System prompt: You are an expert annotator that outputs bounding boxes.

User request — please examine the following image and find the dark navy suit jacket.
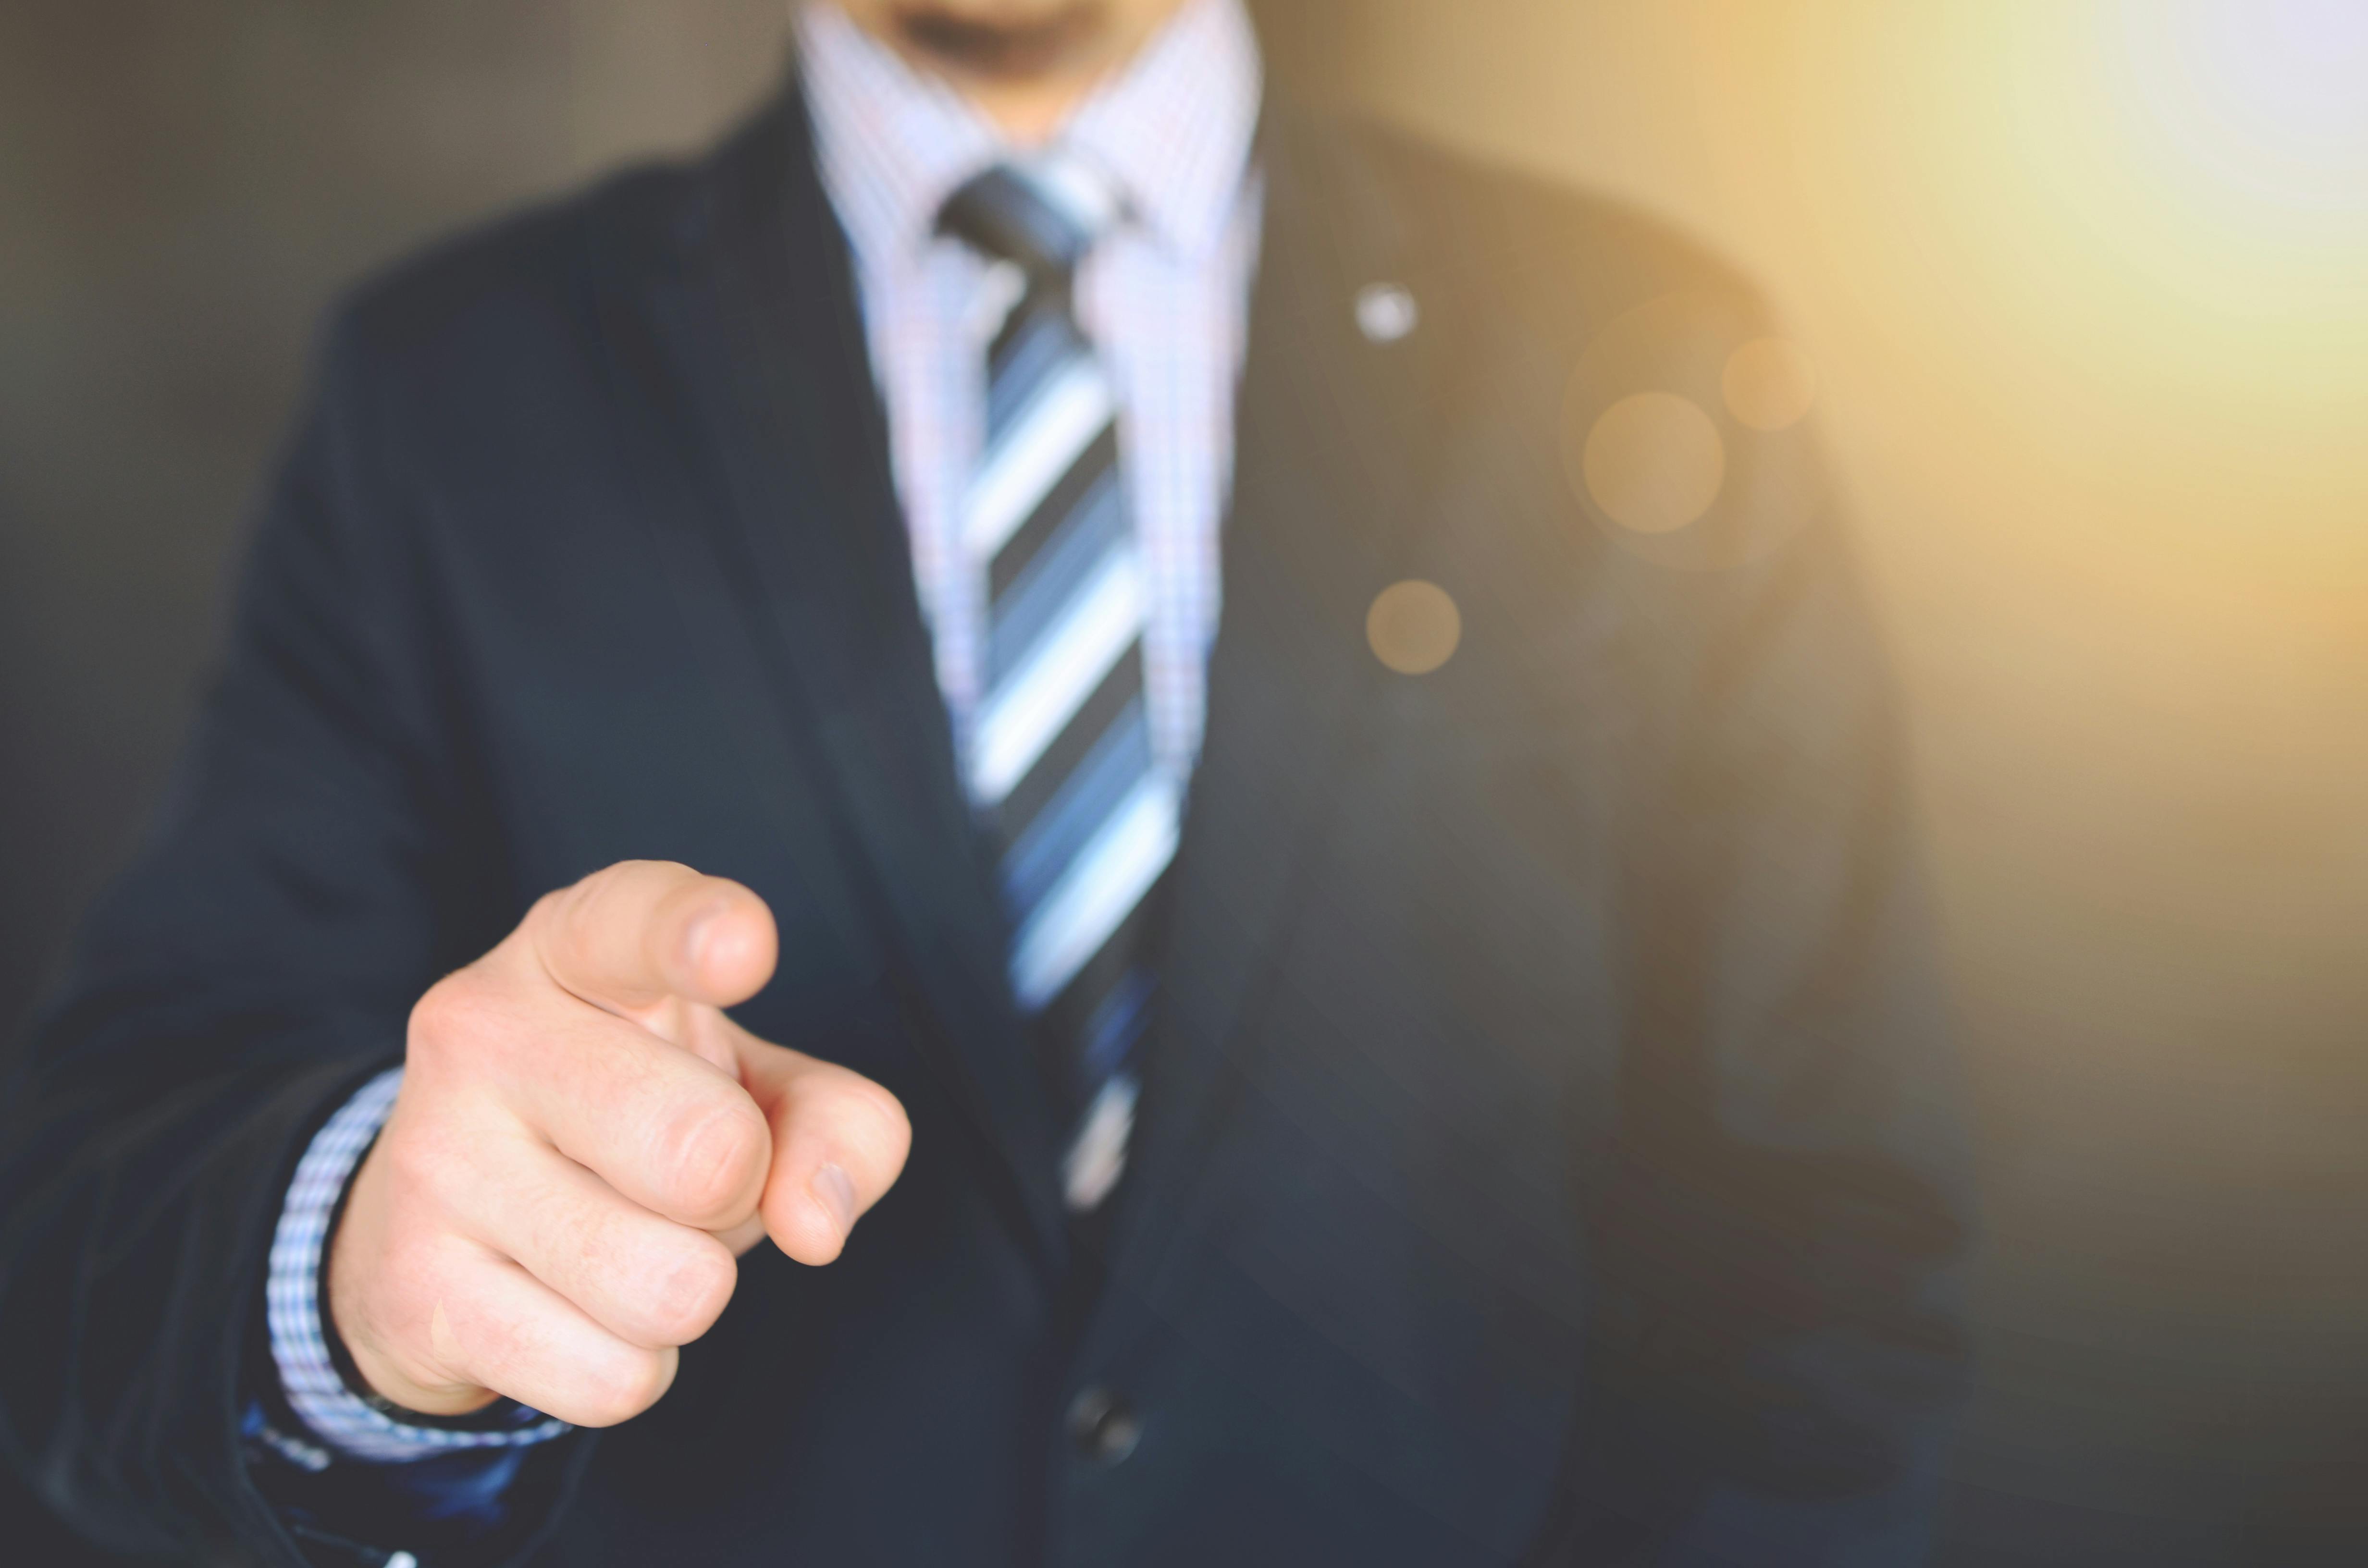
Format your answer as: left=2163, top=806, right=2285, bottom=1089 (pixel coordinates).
left=0, top=83, right=1973, bottom=1568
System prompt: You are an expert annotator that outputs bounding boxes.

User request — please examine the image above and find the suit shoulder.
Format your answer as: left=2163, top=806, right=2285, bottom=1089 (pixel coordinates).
left=1341, top=116, right=1768, bottom=334
left=319, top=152, right=704, bottom=386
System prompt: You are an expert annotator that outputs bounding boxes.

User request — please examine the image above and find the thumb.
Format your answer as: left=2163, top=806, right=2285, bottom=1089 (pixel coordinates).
left=733, top=1031, right=913, bottom=1266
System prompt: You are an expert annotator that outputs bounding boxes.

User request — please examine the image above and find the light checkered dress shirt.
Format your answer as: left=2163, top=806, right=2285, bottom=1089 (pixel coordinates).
left=260, top=0, right=1264, bottom=1468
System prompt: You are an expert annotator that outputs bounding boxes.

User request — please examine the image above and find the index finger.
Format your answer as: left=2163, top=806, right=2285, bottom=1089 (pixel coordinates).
left=530, top=860, right=777, bottom=1018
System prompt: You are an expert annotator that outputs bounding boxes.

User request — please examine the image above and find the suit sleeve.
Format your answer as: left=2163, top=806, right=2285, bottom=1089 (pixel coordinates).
left=0, top=315, right=590, bottom=1566
left=1567, top=505, right=1977, bottom=1567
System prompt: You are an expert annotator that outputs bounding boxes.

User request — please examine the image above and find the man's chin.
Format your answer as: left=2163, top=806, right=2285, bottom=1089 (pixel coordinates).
left=893, top=2, right=1114, bottom=83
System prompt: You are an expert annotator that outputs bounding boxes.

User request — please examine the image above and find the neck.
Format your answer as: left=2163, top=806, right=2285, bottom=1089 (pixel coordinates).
left=948, top=68, right=1110, bottom=147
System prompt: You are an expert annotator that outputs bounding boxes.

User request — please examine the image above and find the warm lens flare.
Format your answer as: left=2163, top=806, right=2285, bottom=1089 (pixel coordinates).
left=1722, top=339, right=1820, bottom=433
left=1653, top=0, right=2368, bottom=576
left=1582, top=392, right=1727, bottom=536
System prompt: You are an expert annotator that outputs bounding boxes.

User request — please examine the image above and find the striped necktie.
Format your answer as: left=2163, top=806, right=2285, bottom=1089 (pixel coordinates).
left=940, top=161, right=1175, bottom=1214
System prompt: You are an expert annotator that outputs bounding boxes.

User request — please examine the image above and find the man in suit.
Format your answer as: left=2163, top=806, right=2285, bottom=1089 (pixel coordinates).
left=0, top=1, right=1973, bottom=1564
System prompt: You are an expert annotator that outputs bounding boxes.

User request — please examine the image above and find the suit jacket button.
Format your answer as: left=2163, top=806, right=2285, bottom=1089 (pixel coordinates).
left=1067, top=1385, right=1141, bottom=1466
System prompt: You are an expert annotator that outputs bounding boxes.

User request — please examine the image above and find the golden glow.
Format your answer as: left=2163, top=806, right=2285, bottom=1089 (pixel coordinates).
left=1337, top=2, right=2368, bottom=571
left=2114, top=0, right=2368, bottom=218
left=1332, top=4, right=2368, bottom=1503
left=1648, top=0, right=2368, bottom=583
left=1582, top=392, right=1727, bottom=535
left=1365, top=580, right=1462, bottom=675
left=1722, top=338, right=1820, bottom=432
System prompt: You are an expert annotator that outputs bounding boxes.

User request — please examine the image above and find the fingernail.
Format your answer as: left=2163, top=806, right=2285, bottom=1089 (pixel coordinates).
left=810, top=1162, right=857, bottom=1239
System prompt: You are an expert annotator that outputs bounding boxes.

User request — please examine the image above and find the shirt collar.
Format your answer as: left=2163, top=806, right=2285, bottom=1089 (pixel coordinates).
left=794, top=0, right=1263, bottom=271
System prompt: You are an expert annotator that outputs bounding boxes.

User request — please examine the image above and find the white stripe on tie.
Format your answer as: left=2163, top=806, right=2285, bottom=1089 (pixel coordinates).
left=969, top=546, right=1144, bottom=805
left=963, top=358, right=1115, bottom=560
left=1021, top=157, right=1123, bottom=241
left=1060, top=1074, right=1139, bottom=1212
left=1007, top=773, right=1180, bottom=1010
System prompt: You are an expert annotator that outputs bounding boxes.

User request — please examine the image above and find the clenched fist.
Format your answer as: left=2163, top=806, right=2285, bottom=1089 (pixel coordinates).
left=329, top=861, right=911, bottom=1426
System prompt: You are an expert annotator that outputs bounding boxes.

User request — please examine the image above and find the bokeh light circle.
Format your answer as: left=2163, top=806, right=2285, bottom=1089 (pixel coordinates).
left=1366, top=580, right=1462, bottom=675
left=1559, top=289, right=1830, bottom=572
left=1582, top=392, right=1727, bottom=535
left=1722, top=337, right=1821, bottom=432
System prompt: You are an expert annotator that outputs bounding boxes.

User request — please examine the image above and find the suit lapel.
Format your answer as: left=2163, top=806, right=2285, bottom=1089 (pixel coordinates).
left=1111, top=102, right=1452, bottom=1273
left=633, top=95, right=1070, bottom=1268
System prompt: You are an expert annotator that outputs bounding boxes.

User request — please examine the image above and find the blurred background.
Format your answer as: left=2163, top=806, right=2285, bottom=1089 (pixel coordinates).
left=2, top=2, right=2361, bottom=1563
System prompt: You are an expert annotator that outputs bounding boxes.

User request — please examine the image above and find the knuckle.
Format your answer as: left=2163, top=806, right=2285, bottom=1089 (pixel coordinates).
left=540, top=1202, right=730, bottom=1347
left=525, top=886, right=572, bottom=932
left=638, top=1240, right=737, bottom=1346
left=573, top=1347, right=675, bottom=1428
left=546, top=892, right=606, bottom=981
left=407, top=976, right=472, bottom=1054
left=651, top=1095, right=769, bottom=1221
left=527, top=1187, right=618, bottom=1288
left=407, top=970, right=504, bottom=1066
left=556, top=862, right=664, bottom=938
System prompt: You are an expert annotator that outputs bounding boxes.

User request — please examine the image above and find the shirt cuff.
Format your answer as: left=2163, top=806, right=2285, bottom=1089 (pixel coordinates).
left=265, top=1065, right=573, bottom=1463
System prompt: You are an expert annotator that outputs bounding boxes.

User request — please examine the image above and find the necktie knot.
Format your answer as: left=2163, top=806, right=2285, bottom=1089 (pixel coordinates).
left=939, top=159, right=1117, bottom=279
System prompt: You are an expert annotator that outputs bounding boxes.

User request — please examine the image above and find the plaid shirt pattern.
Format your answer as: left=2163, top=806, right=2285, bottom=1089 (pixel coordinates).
left=264, top=1066, right=570, bottom=1461
left=262, top=0, right=1262, bottom=1467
